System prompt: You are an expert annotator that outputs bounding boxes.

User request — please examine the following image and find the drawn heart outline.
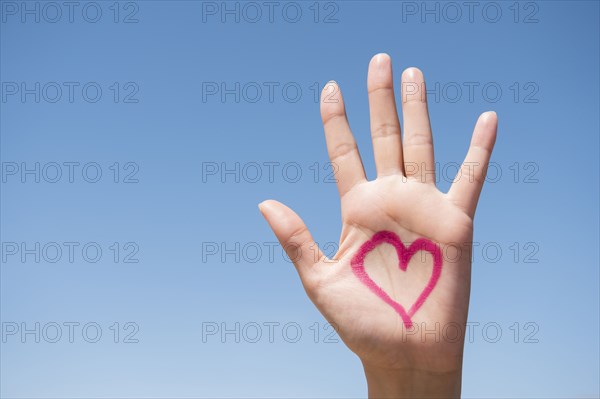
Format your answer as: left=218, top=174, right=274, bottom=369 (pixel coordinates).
left=350, top=231, right=443, bottom=328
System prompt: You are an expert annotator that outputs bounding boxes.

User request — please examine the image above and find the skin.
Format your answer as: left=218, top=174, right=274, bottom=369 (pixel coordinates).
left=259, top=54, right=498, bottom=398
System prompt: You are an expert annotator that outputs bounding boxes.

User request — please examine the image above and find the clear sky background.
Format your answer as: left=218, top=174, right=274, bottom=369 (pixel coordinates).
left=1, top=1, right=599, bottom=398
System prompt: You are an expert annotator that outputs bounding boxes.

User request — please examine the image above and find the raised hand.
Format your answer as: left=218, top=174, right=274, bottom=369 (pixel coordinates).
left=259, top=53, right=498, bottom=398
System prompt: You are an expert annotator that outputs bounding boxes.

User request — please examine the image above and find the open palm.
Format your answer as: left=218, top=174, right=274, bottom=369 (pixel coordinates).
left=260, top=54, right=497, bottom=388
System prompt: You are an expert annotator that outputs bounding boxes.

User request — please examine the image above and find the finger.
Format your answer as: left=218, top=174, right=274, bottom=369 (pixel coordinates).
left=448, top=112, right=498, bottom=217
left=258, top=200, right=327, bottom=274
left=367, top=53, right=404, bottom=176
left=401, top=67, right=435, bottom=184
left=320, top=81, right=367, bottom=197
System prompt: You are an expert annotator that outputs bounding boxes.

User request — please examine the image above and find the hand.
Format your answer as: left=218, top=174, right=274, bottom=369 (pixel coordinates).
left=259, top=54, right=498, bottom=398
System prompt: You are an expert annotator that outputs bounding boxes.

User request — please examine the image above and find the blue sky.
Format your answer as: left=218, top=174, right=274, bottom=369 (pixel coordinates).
left=1, top=1, right=599, bottom=397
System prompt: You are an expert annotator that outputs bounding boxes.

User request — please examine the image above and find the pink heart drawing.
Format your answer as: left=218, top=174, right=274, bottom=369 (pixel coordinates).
left=350, top=231, right=442, bottom=328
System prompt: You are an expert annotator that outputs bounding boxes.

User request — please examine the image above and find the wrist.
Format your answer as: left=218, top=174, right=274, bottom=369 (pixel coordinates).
left=362, top=362, right=462, bottom=399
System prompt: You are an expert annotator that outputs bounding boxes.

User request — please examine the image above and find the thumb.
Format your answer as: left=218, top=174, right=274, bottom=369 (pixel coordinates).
left=258, top=200, right=327, bottom=272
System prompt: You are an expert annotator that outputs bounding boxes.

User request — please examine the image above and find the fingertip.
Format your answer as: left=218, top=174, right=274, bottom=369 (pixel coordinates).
left=321, top=80, right=339, bottom=95
left=472, top=111, right=498, bottom=148
left=480, top=111, right=498, bottom=125
left=320, top=81, right=344, bottom=122
left=402, top=67, right=424, bottom=82
left=368, top=53, right=393, bottom=88
left=477, top=112, right=499, bottom=137
left=369, top=53, right=391, bottom=68
left=258, top=200, right=269, bottom=214
left=258, top=199, right=282, bottom=215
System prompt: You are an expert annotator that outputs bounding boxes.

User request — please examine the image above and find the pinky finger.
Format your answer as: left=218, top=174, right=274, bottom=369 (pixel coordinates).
left=448, top=112, right=498, bottom=218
